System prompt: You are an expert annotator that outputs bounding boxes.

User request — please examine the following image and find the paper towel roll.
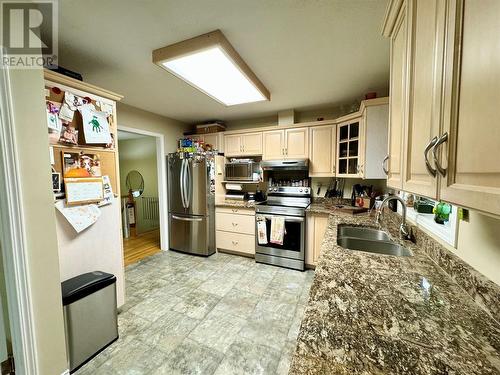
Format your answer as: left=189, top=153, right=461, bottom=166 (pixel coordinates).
left=225, top=183, right=243, bottom=191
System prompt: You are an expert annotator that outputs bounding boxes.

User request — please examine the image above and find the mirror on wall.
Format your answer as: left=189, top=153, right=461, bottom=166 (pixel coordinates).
left=126, top=170, right=144, bottom=197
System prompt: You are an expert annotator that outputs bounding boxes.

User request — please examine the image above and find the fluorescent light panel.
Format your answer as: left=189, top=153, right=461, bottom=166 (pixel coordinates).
left=163, top=47, right=266, bottom=106
left=153, top=30, right=270, bottom=106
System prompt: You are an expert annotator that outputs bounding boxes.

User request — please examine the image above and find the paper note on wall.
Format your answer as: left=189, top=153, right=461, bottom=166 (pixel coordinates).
left=98, top=175, right=114, bottom=207
left=80, top=105, right=112, bottom=144
left=65, top=177, right=104, bottom=205
left=55, top=200, right=101, bottom=233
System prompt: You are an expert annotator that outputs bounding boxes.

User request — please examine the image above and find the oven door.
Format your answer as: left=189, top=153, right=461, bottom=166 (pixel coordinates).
left=255, top=213, right=305, bottom=261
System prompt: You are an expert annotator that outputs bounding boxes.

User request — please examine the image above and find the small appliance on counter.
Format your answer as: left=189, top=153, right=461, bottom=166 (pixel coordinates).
left=255, top=190, right=265, bottom=202
left=244, top=192, right=256, bottom=202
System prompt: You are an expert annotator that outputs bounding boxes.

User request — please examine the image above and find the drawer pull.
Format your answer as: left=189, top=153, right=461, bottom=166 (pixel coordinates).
left=232, top=222, right=238, bottom=226
left=232, top=209, right=238, bottom=213
left=232, top=240, right=239, bottom=245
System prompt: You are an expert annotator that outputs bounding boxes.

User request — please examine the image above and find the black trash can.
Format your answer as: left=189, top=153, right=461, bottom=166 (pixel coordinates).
left=62, top=271, right=118, bottom=373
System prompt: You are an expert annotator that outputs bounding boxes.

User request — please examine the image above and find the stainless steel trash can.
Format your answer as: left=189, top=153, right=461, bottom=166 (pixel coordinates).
left=62, top=271, right=118, bottom=373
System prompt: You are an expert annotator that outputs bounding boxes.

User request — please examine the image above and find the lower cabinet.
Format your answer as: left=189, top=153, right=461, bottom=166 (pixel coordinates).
left=215, top=207, right=255, bottom=256
left=305, top=214, right=329, bottom=267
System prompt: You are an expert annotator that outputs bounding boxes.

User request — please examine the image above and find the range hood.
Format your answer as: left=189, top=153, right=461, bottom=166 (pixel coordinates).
left=260, top=159, right=309, bottom=171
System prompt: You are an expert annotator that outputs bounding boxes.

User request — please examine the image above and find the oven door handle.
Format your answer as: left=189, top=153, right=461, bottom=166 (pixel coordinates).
left=256, top=214, right=304, bottom=223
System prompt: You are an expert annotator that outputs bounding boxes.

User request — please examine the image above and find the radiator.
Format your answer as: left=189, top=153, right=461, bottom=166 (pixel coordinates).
left=140, top=196, right=159, bottom=223
left=121, top=196, right=160, bottom=235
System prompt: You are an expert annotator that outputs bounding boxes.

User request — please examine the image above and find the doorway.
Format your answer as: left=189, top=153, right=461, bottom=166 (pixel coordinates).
left=117, top=128, right=167, bottom=266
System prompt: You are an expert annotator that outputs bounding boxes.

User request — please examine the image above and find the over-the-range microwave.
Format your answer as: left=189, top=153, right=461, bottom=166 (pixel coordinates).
left=225, top=159, right=260, bottom=181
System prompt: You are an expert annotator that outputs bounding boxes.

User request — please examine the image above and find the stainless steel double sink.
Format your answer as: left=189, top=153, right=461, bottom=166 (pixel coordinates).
left=337, top=225, right=412, bottom=257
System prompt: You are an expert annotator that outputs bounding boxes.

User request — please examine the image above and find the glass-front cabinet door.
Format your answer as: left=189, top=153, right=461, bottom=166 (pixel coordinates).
left=336, top=117, right=364, bottom=177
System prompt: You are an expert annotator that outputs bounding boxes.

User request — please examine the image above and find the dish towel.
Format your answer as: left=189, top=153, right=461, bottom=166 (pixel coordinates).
left=270, top=216, right=285, bottom=245
left=257, top=218, right=268, bottom=245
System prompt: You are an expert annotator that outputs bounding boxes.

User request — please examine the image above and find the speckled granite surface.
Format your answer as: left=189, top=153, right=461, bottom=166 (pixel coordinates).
left=289, top=211, right=500, bottom=375
left=306, top=199, right=368, bottom=216
left=215, top=200, right=256, bottom=209
left=381, top=209, right=500, bottom=320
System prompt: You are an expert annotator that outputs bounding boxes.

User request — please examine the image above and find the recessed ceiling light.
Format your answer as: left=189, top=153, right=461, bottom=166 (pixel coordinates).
left=153, top=30, right=270, bottom=106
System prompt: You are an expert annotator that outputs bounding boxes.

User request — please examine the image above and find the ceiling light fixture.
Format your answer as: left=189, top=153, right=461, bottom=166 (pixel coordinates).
left=152, top=30, right=270, bottom=106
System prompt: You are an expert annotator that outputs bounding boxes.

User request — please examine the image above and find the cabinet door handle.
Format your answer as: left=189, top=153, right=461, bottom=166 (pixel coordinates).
left=231, top=209, right=238, bottom=213
left=382, top=155, right=389, bottom=175
left=424, top=137, right=438, bottom=177
left=432, top=132, right=448, bottom=177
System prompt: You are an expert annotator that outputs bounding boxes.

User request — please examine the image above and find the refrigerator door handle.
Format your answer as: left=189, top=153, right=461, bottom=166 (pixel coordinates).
left=171, top=214, right=203, bottom=222
left=185, top=160, right=192, bottom=209
left=180, top=159, right=186, bottom=208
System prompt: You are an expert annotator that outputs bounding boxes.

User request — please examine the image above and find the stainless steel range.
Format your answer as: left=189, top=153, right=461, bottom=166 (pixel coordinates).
left=255, top=160, right=311, bottom=271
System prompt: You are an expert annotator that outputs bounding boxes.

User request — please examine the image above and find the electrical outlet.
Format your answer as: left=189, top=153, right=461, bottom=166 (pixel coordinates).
left=458, top=208, right=469, bottom=222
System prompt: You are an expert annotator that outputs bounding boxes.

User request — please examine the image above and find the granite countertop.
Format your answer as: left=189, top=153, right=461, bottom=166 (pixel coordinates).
left=306, top=202, right=335, bottom=215
left=289, top=212, right=500, bottom=375
left=215, top=200, right=256, bottom=209
left=306, top=199, right=368, bottom=216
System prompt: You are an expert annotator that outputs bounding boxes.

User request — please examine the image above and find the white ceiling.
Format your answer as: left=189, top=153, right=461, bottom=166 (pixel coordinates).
left=58, top=0, right=389, bottom=124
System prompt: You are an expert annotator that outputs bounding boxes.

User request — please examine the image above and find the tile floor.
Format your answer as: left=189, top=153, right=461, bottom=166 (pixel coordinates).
left=76, top=250, right=314, bottom=375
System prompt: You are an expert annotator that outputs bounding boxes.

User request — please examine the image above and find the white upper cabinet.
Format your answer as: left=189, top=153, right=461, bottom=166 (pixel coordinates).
left=439, top=0, right=500, bottom=216
left=309, top=125, right=336, bottom=177
left=241, top=132, right=263, bottom=155
left=385, top=0, right=409, bottom=189
left=262, top=128, right=308, bottom=160
left=336, top=118, right=363, bottom=177
left=402, top=0, right=446, bottom=198
left=262, top=130, right=284, bottom=160
left=284, top=127, right=309, bottom=159
left=383, top=0, right=500, bottom=216
left=224, top=134, right=242, bottom=157
left=336, top=100, right=388, bottom=179
left=224, top=132, right=262, bottom=157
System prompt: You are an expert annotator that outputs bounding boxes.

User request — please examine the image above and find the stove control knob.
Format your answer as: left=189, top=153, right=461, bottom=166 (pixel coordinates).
left=299, top=188, right=303, bottom=193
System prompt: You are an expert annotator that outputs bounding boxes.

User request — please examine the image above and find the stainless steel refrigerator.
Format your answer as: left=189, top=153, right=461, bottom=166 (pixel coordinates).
left=167, top=153, right=216, bottom=256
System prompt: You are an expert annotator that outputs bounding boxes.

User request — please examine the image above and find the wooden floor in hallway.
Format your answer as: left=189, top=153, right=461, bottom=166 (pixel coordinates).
left=123, top=229, right=161, bottom=266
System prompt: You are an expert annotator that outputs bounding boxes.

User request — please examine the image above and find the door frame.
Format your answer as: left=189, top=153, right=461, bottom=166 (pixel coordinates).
left=117, top=125, right=168, bottom=251
left=0, top=50, right=38, bottom=374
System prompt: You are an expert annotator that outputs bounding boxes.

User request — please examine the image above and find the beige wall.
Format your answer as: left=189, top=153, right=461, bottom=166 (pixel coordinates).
left=9, top=69, right=67, bottom=374
left=117, top=102, right=188, bottom=153
left=118, top=137, right=159, bottom=233
left=223, top=92, right=389, bottom=131
left=455, top=212, right=500, bottom=286
left=118, top=137, right=158, bottom=198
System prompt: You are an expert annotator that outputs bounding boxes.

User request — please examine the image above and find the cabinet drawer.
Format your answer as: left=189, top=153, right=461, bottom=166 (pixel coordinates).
left=216, top=231, right=255, bottom=255
left=216, top=213, right=255, bottom=235
left=215, top=207, right=255, bottom=216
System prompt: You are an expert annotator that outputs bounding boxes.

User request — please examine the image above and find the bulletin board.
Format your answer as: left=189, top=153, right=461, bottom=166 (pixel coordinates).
left=44, top=69, right=123, bottom=198
left=52, top=146, right=118, bottom=194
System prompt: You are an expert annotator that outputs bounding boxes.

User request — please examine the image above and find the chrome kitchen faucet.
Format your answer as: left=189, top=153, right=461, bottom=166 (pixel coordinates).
left=375, top=196, right=412, bottom=241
